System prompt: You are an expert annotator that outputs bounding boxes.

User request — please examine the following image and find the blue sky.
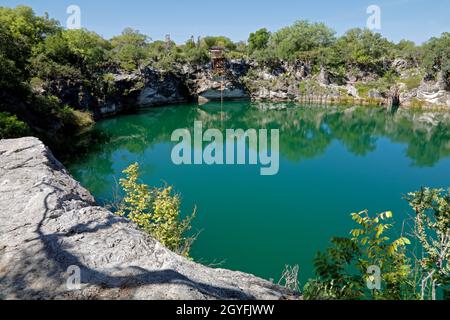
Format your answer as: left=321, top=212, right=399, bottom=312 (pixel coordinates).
left=2, top=0, right=449, bottom=44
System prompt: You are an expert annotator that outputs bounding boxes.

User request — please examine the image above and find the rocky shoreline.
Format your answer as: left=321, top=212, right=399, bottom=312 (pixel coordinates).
left=40, top=59, right=450, bottom=121
left=0, top=137, right=296, bottom=300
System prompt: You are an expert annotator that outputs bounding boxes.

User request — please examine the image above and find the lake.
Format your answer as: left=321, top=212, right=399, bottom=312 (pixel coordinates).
left=66, top=102, right=450, bottom=284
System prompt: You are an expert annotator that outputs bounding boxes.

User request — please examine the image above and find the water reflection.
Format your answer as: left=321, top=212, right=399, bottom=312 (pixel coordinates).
left=68, top=102, right=450, bottom=172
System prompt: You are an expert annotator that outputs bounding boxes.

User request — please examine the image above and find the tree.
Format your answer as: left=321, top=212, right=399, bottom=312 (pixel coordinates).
left=0, top=6, right=59, bottom=72
left=201, top=36, right=236, bottom=51
left=111, top=28, right=150, bottom=71
left=0, top=6, right=60, bottom=95
left=63, top=29, right=112, bottom=72
left=395, top=40, right=422, bottom=67
left=267, top=20, right=336, bottom=62
left=248, top=28, right=270, bottom=54
left=335, top=28, right=395, bottom=75
left=421, top=33, right=450, bottom=83
left=31, top=28, right=111, bottom=79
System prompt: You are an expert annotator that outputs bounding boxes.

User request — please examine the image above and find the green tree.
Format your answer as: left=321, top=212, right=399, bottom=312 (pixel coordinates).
left=421, top=33, right=450, bottom=83
left=335, top=28, right=395, bottom=75
left=248, top=28, right=270, bottom=54
left=0, top=6, right=59, bottom=72
left=267, top=20, right=336, bottom=62
left=395, top=40, right=422, bottom=66
left=111, top=28, right=150, bottom=71
left=201, top=36, right=236, bottom=51
left=31, top=28, right=111, bottom=80
left=0, top=6, right=59, bottom=95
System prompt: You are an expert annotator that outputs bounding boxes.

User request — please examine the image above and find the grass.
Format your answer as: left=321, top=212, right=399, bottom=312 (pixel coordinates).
left=408, top=98, right=426, bottom=109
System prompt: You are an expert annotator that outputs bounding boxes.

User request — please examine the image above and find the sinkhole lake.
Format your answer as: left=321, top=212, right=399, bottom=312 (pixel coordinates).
left=66, top=102, right=450, bottom=283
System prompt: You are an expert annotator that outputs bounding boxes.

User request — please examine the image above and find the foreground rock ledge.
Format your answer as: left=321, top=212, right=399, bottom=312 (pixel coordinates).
left=0, top=137, right=294, bottom=300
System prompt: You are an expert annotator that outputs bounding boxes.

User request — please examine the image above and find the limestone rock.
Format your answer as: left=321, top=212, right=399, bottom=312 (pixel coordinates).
left=347, top=85, right=359, bottom=98
left=415, top=74, right=450, bottom=107
left=392, top=59, right=408, bottom=73
left=368, top=89, right=383, bottom=99
left=318, top=67, right=330, bottom=86
left=138, top=68, right=189, bottom=107
left=193, top=65, right=250, bottom=103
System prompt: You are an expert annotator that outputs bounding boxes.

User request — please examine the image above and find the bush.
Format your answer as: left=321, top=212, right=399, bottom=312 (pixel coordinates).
left=303, top=188, right=450, bottom=300
left=117, top=163, right=197, bottom=257
left=0, top=112, right=31, bottom=139
left=355, top=72, right=398, bottom=98
left=304, top=211, right=415, bottom=300
left=405, top=188, right=450, bottom=300
left=55, top=105, right=94, bottom=130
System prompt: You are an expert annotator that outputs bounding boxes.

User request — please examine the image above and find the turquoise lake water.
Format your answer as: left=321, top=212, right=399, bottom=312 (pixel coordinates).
left=66, top=102, right=450, bottom=283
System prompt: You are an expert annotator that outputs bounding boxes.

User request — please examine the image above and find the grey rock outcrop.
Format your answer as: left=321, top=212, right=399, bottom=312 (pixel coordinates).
left=40, top=59, right=450, bottom=116
left=138, top=68, right=190, bottom=108
left=192, top=63, right=250, bottom=103
left=318, top=67, right=330, bottom=86
left=401, top=72, right=450, bottom=108
left=0, top=137, right=295, bottom=300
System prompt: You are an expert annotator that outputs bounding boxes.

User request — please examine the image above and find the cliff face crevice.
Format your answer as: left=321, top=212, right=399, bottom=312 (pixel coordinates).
left=0, top=137, right=294, bottom=300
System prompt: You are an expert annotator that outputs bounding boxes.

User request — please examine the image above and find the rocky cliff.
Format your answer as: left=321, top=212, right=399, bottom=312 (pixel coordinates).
left=0, top=137, right=295, bottom=300
left=41, top=59, right=450, bottom=121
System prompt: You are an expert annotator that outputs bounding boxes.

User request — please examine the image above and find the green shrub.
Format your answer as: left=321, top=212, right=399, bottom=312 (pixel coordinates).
left=405, top=188, right=450, bottom=300
left=56, top=105, right=94, bottom=130
left=304, top=211, right=415, bottom=300
left=303, top=188, right=450, bottom=300
left=0, top=112, right=31, bottom=139
left=299, top=80, right=331, bottom=96
left=117, top=163, right=197, bottom=257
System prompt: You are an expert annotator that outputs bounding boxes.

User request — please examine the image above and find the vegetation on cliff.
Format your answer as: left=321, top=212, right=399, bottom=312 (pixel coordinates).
left=0, top=6, right=94, bottom=146
left=1, top=6, right=449, bottom=145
